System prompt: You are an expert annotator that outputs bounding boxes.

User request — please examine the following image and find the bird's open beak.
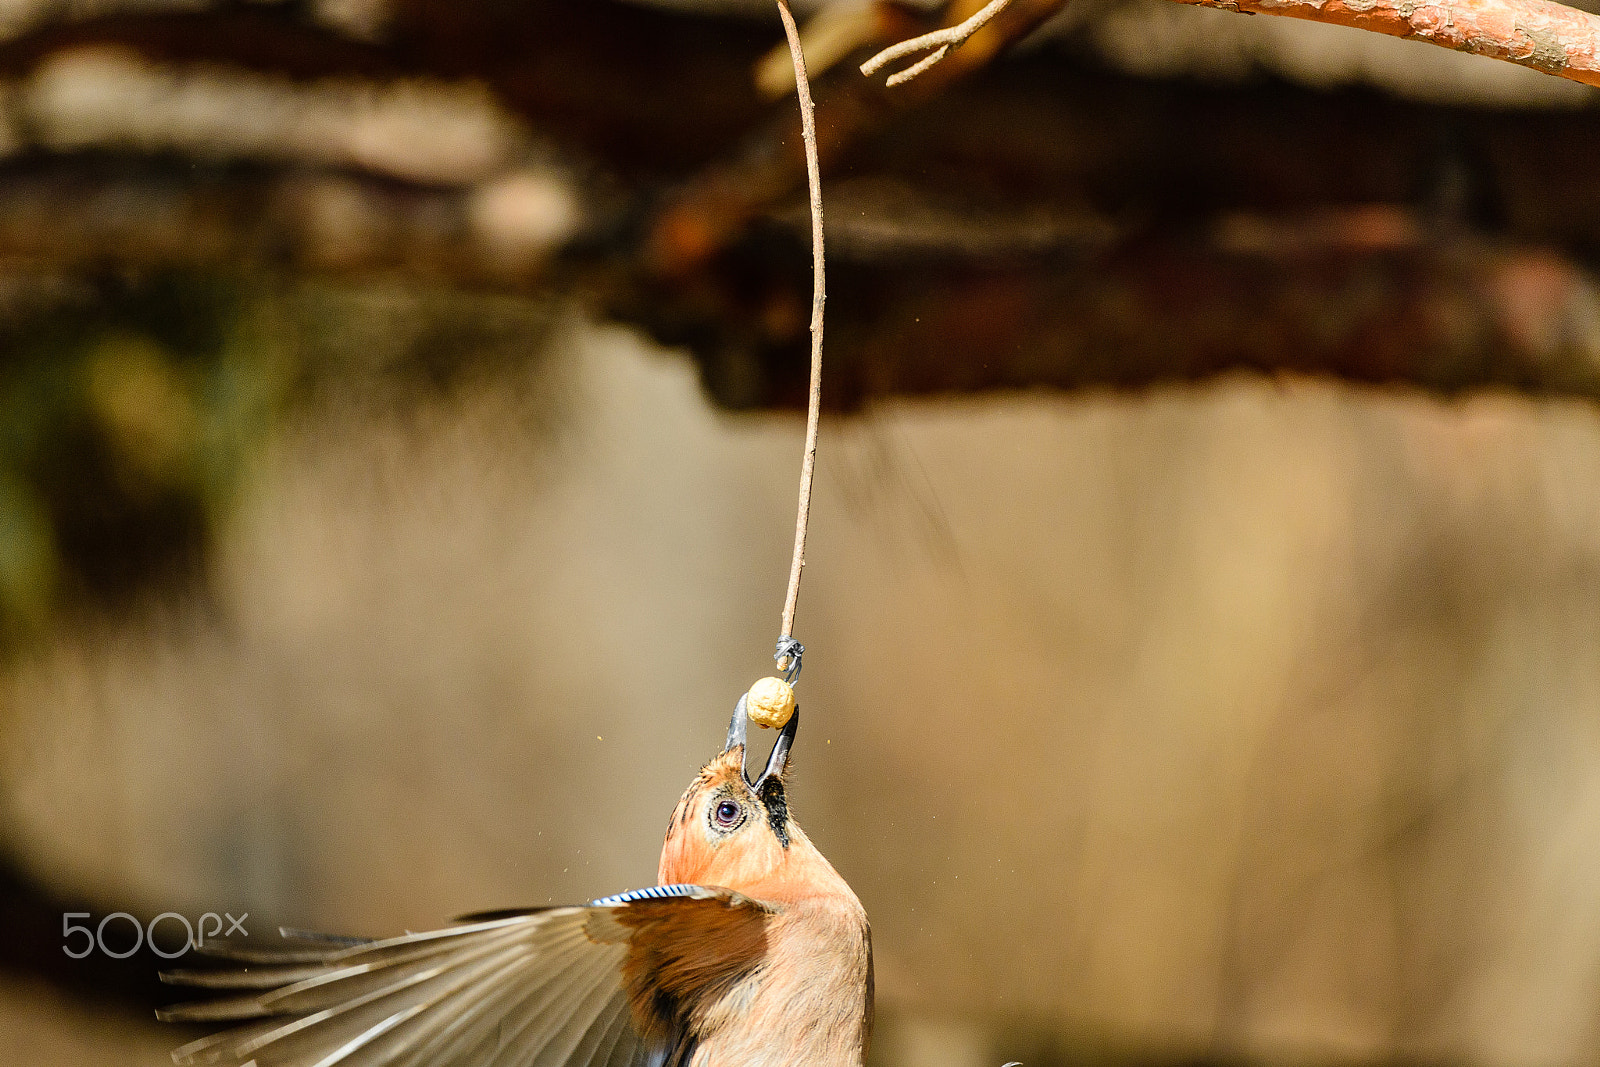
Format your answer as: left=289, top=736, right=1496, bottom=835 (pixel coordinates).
left=724, top=695, right=799, bottom=790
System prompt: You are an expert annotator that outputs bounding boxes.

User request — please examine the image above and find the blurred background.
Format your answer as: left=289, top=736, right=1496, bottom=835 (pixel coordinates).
left=0, top=1, right=1599, bottom=1065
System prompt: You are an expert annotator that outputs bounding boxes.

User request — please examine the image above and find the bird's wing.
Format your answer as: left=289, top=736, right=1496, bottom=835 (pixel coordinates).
left=158, top=885, right=771, bottom=1067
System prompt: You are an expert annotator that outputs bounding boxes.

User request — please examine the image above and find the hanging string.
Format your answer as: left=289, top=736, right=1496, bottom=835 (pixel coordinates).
left=773, top=0, right=825, bottom=684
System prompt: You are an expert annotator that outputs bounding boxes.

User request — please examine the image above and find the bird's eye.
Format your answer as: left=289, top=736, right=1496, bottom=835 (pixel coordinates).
left=712, top=799, right=743, bottom=830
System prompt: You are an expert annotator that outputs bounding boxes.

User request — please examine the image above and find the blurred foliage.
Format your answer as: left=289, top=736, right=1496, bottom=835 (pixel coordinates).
left=0, top=272, right=287, bottom=643
left=0, top=268, right=554, bottom=649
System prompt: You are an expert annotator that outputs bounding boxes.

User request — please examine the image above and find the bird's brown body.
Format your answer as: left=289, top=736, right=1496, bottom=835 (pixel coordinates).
left=652, top=746, right=873, bottom=1067
left=161, top=705, right=873, bottom=1067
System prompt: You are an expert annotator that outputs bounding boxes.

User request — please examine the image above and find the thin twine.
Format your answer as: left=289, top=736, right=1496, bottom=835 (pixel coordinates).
left=774, top=0, right=824, bottom=683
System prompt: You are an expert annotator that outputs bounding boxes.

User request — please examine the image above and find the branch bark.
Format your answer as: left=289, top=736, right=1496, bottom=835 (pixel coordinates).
left=1170, top=0, right=1600, bottom=89
left=862, top=0, right=1600, bottom=94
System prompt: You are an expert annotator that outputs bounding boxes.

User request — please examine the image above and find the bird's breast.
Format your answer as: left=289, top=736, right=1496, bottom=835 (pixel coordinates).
left=689, top=897, right=872, bottom=1067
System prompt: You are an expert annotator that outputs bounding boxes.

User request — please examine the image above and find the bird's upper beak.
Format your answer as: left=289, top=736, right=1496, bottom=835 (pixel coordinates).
left=724, top=694, right=799, bottom=790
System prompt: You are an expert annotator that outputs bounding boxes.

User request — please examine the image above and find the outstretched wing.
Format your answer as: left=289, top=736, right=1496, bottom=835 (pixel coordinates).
left=158, top=885, right=770, bottom=1067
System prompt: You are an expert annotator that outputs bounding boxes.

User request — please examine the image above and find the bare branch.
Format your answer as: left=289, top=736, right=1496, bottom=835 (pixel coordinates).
left=774, top=0, right=826, bottom=656
left=865, top=0, right=1600, bottom=93
left=1172, top=0, right=1600, bottom=89
left=860, top=0, right=1018, bottom=86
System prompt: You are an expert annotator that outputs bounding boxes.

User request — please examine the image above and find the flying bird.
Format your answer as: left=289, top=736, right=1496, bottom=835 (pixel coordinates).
left=158, top=699, right=873, bottom=1067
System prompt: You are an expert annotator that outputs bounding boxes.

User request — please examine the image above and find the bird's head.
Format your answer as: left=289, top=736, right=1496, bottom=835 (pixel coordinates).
left=659, top=699, right=851, bottom=904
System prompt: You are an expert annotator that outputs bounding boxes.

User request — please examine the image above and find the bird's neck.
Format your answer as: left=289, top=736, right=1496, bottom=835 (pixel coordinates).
left=738, top=824, right=860, bottom=909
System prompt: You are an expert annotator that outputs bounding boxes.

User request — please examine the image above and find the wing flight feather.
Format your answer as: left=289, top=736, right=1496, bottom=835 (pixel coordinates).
left=160, top=888, right=767, bottom=1067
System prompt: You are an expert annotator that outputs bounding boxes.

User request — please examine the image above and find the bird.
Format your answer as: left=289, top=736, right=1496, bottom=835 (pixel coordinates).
left=157, top=697, right=874, bottom=1067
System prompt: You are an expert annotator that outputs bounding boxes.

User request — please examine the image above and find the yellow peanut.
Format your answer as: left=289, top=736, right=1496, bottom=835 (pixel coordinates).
left=746, top=676, right=796, bottom=729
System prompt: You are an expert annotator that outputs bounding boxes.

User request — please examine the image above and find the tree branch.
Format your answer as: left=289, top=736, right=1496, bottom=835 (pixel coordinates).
left=865, top=0, right=1600, bottom=94
left=1171, top=0, right=1600, bottom=89
left=860, top=0, right=1019, bottom=87
left=2, top=3, right=1600, bottom=410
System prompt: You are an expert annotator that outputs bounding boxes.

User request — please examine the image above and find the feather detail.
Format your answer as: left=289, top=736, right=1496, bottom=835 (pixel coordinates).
left=611, top=891, right=770, bottom=1055
left=157, top=889, right=771, bottom=1067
